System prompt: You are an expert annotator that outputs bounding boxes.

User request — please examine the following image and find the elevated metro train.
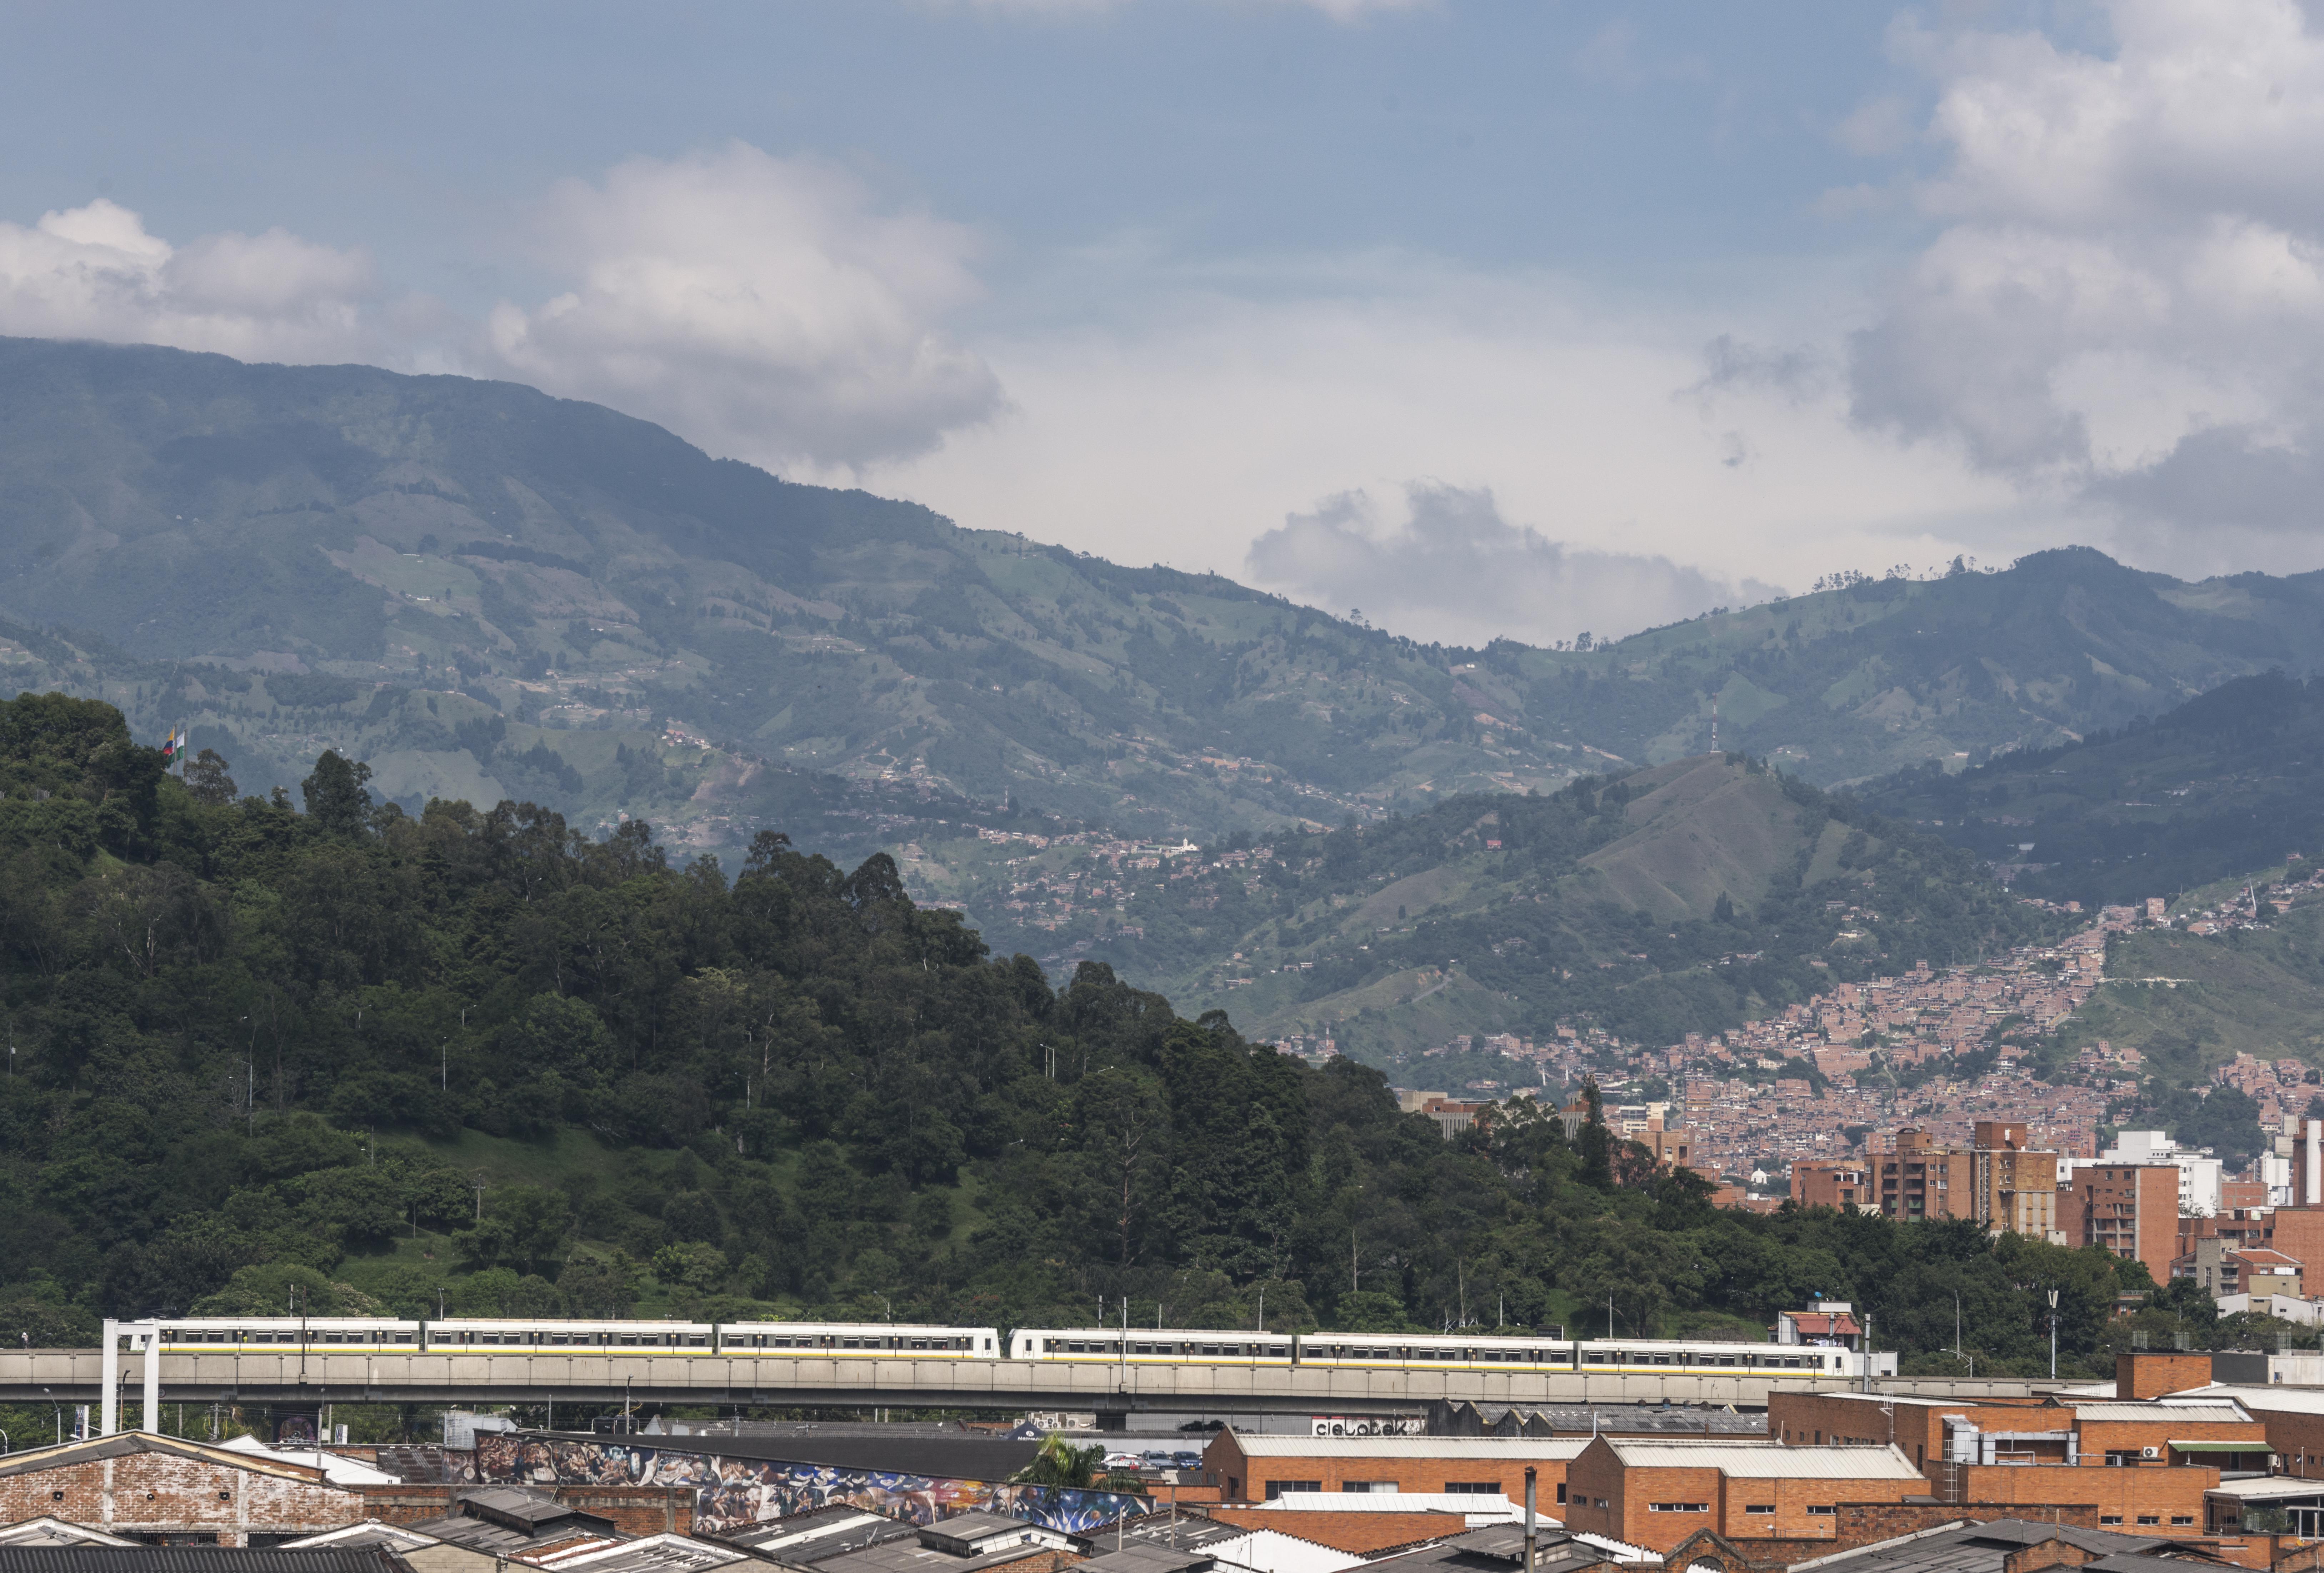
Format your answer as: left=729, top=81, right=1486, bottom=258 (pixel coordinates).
left=143, top=1319, right=1886, bottom=1375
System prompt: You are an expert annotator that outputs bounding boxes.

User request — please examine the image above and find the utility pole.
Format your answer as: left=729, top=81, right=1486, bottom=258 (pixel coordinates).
left=2048, top=1289, right=2060, bottom=1379
left=1523, top=1467, right=1538, bottom=1573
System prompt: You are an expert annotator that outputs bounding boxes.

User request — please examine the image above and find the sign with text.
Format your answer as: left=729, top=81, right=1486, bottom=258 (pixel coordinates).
left=1311, top=1415, right=1425, bottom=1437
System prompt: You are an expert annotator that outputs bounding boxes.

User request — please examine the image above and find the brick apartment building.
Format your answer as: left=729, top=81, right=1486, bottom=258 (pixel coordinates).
left=1200, top=1433, right=1586, bottom=1506
left=1790, top=1163, right=1871, bottom=1212
left=1874, top=1123, right=2060, bottom=1237
left=2069, top=1162, right=2184, bottom=1284
left=1558, top=1437, right=1925, bottom=1554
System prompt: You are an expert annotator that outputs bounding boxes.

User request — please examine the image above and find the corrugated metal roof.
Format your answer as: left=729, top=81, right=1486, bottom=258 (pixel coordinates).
left=2202, top=1383, right=2324, bottom=1416
left=0, top=1552, right=410, bottom=1573
left=531, top=1533, right=752, bottom=1573
left=1602, top=1441, right=1922, bottom=1478
left=0, top=1434, right=325, bottom=1485
left=1785, top=1519, right=2180, bottom=1573
left=2065, top=1403, right=2250, bottom=1423
left=1227, top=1437, right=1589, bottom=1459
left=0, top=1524, right=136, bottom=1551
left=1201, top=1528, right=1368, bottom=1573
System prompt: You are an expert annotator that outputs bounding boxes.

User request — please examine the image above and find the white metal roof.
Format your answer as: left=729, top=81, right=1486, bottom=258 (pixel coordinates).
left=1603, top=1441, right=1923, bottom=1479
left=1204, top=1528, right=1370, bottom=1573
left=2197, top=1383, right=2324, bottom=1416
left=2205, top=1476, right=2324, bottom=1501
left=216, top=1435, right=404, bottom=1485
left=2063, top=1402, right=2251, bottom=1423
left=1226, top=1436, right=1591, bottom=1458
left=1574, top=1533, right=1661, bottom=1564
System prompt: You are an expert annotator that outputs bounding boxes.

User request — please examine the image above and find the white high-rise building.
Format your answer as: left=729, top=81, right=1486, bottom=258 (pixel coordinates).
left=2064, top=1130, right=2223, bottom=1217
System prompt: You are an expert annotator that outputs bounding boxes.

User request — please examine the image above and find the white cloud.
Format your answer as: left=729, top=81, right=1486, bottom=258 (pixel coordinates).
left=859, top=259, right=2029, bottom=644
left=1848, top=0, right=2324, bottom=568
left=0, top=198, right=383, bottom=363
left=1247, top=483, right=1781, bottom=648
left=486, top=142, right=1003, bottom=470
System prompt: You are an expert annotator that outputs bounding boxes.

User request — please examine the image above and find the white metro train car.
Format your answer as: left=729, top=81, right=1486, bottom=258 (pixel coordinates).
left=721, top=1322, right=1000, bottom=1357
left=427, top=1319, right=715, bottom=1350
left=152, top=1318, right=423, bottom=1352
left=146, top=1318, right=1003, bottom=1357
left=1297, top=1332, right=1880, bottom=1377
left=1575, top=1339, right=1868, bottom=1375
left=1009, top=1328, right=1296, bottom=1363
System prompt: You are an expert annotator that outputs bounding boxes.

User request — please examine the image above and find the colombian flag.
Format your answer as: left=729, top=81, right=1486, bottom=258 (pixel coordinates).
left=159, top=725, right=184, bottom=760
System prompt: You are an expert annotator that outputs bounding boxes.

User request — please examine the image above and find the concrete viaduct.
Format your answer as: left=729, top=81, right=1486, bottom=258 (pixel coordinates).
left=0, top=1327, right=2043, bottom=1434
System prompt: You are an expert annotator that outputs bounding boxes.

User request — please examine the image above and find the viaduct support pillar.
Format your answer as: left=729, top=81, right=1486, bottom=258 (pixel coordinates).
left=99, top=1320, right=118, bottom=1437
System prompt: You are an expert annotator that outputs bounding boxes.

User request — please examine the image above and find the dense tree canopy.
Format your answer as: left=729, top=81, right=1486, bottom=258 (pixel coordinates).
left=0, top=693, right=2186, bottom=1380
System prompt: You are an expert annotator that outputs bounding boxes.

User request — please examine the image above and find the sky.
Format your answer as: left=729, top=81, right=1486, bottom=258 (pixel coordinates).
left=3, top=0, right=2319, bottom=646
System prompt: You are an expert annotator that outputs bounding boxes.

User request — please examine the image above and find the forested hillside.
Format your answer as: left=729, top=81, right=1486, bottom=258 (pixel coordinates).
left=912, top=754, right=2063, bottom=1067
left=1863, top=671, right=2324, bottom=908
left=0, top=693, right=2176, bottom=1386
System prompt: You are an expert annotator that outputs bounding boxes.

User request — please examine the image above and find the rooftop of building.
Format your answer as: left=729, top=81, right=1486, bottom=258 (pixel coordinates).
left=1785, top=1519, right=2230, bottom=1573
left=1364, top=1522, right=1656, bottom=1571
left=528, top=1532, right=755, bottom=1573
left=0, top=1433, right=332, bottom=1486
left=2057, top=1402, right=2253, bottom=1424
left=0, top=1552, right=415, bottom=1573
left=0, top=1524, right=134, bottom=1552
left=1223, top=1435, right=1589, bottom=1459
left=710, top=1507, right=919, bottom=1560
left=1593, top=1439, right=1924, bottom=1478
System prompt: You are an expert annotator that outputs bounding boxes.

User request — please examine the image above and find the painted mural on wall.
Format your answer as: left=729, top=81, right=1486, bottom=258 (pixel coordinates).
left=474, top=1433, right=1150, bottom=1536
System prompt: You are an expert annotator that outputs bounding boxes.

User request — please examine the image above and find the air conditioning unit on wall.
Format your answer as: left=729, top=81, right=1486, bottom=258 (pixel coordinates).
left=2140, top=1446, right=2161, bottom=1459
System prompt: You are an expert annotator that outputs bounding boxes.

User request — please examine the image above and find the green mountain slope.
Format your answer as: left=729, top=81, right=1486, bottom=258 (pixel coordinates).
left=1486, top=551, right=2324, bottom=784
left=0, top=337, right=1575, bottom=848
left=7, top=339, right=2324, bottom=877
left=2035, top=884, right=2324, bottom=1088
left=911, top=755, right=2060, bottom=1070
left=1860, top=672, right=2324, bottom=908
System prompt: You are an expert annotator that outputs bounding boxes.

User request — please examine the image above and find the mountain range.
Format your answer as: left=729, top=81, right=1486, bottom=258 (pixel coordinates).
left=8, top=336, right=2324, bottom=1081
left=8, top=337, right=2324, bottom=867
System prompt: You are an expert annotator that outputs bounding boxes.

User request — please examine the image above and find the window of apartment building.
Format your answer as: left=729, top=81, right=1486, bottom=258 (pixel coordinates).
left=2100, top=1517, right=2124, bottom=1526
left=1444, top=1482, right=1502, bottom=1494
left=1593, top=1499, right=1610, bottom=1510
left=2172, top=1517, right=2194, bottom=1527
left=1648, top=1504, right=1709, bottom=1514
left=1807, top=1507, right=1836, bottom=1517
left=1264, top=1481, right=1322, bottom=1499
left=1556, top=1484, right=1567, bottom=1504
left=1341, top=1482, right=1396, bottom=1494
left=1744, top=1505, right=1775, bottom=1515
left=2136, top=1517, right=2160, bottom=1527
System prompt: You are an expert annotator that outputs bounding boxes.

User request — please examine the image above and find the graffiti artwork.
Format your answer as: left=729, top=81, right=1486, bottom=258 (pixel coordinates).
left=474, top=1433, right=1150, bottom=1537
